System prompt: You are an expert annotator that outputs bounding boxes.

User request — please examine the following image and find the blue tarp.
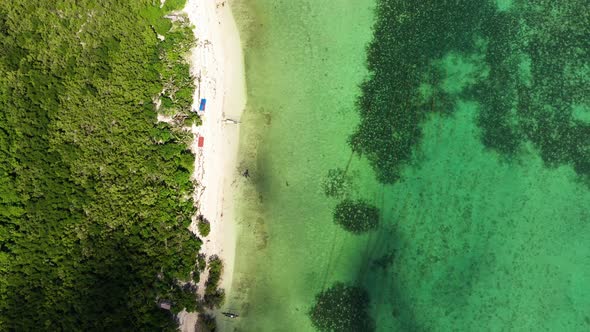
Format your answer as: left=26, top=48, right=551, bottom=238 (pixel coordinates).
left=199, top=98, right=207, bottom=111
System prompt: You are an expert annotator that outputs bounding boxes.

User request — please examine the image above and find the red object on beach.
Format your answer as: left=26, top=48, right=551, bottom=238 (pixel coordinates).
left=198, top=136, right=204, bottom=148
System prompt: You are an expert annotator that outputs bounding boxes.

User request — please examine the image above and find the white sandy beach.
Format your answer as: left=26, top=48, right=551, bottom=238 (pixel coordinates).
left=178, top=0, right=246, bottom=330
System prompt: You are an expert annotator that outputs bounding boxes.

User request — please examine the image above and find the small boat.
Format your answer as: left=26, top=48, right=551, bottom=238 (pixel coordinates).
left=222, top=312, right=239, bottom=319
left=223, top=118, right=239, bottom=124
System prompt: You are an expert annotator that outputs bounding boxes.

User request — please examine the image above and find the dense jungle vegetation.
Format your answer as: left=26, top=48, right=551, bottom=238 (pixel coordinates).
left=0, top=0, right=208, bottom=330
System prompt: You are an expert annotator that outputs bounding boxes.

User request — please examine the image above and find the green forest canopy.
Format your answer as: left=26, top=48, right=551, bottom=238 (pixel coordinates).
left=0, top=0, right=206, bottom=330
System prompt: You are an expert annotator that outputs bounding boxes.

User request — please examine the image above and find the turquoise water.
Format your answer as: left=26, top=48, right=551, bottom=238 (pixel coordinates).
left=225, top=0, right=590, bottom=331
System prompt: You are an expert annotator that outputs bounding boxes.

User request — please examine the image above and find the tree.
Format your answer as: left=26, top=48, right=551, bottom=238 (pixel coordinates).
left=197, top=215, right=211, bottom=237
left=333, top=199, right=380, bottom=234
left=196, top=313, right=217, bottom=332
left=309, top=283, right=374, bottom=332
left=203, top=255, right=225, bottom=309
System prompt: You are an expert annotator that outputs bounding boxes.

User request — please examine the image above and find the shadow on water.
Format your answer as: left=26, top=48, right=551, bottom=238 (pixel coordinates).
left=347, top=176, right=501, bottom=331
left=359, top=221, right=425, bottom=332
left=341, top=0, right=590, bottom=329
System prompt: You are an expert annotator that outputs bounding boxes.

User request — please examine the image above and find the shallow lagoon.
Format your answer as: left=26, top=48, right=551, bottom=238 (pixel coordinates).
left=225, top=1, right=590, bottom=330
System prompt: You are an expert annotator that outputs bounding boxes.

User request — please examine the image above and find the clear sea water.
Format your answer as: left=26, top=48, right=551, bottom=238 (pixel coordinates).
left=222, top=1, right=590, bottom=331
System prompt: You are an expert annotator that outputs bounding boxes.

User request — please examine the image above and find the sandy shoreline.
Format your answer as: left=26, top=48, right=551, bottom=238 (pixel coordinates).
left=179, top=0, right=246, bottom=330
